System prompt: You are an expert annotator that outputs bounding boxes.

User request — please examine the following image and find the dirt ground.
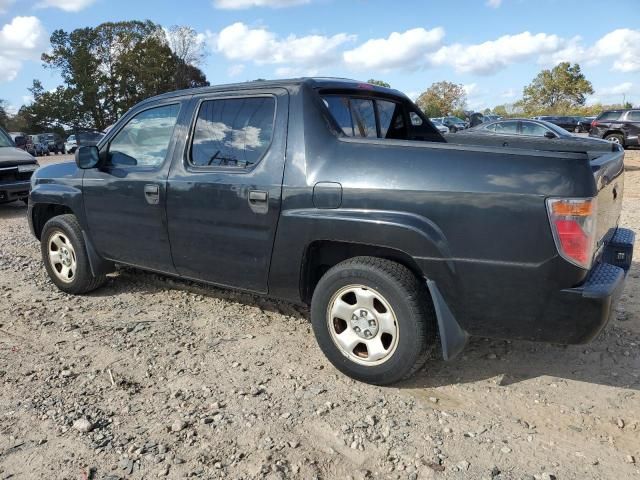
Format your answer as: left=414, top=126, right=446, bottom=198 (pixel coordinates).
left=1, top=150, right=639, bottom=480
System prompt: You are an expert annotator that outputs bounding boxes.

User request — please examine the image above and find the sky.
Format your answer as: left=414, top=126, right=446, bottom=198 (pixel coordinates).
left=0, top=0, right=639, bottom=113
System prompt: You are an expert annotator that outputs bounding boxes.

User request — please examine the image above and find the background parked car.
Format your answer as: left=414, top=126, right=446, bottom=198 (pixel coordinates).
left=576, top=116, right=596, bottom=133
left=429, top=118, right=450, bottom=135
left=29, top=135, right=49, bottom=156
left=8, top=132, right=35, bottom=156
left=65, top=135, right=77, bottom=153
left=42, top=132, right=65, bottom=154
left=434, top=116, right=467, bottom=132
left=589, top=109, right=640, bottom=148
left=535, top=115, right=578, bottom=132
left=458, top=118, right=617, bottom=150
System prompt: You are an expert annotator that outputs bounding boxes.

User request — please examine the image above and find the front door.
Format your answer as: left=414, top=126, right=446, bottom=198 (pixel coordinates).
left=166, top=90, right=288, bottom=293
left=83, top=101, right=185, bottom=272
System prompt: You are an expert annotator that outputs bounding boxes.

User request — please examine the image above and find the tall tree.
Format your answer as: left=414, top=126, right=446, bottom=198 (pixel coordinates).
left=0, top=100, right=8, bottom=129
left=40, top=20, right=209, bottom=130
left=167, top=25, right=207, bottom=89
left=415, top=81, right=466, bottom=117
left=367, top=79, right=391, bottom=88
left=519, top=62, right=594, bottom=115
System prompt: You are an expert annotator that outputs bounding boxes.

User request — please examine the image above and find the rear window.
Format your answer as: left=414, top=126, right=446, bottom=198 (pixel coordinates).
left=321, top=93, right=441, bottom=142
left=597, top=111, right=622, bottom=121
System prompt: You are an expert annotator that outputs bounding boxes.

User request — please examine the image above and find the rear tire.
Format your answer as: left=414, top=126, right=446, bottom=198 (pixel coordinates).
left=41, top=214, right=107, bottom=294
left=310, top=257, right=436, bottom=385
left=605, top=133, right=624, bottom=146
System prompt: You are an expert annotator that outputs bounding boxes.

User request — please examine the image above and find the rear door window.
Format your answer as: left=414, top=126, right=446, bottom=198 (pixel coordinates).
left=190, top=97, right=275, bottom=168
left=493, top=121, right=519, bottom=134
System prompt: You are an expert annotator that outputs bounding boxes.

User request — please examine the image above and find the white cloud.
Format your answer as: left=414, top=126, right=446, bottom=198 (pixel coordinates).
left=0, top=16, right=47, bottom=82
left=213, top=0, right=309, bottom=8
left=431, top=32, right=563, bottom=74
left=213, top=22, right=354, bottom=70
left=37, top=0, right=97, bottom=11
left=0, top=0, right=15, bottom=14
left=592, top=29, right=640, bottom=73
left=227, top=64, right=245, bottom=77
left=486, top=0, right=502, bottom=7
left=597, top=82, right=634, bottom=97
left=343, top=27, right=444, bottom=70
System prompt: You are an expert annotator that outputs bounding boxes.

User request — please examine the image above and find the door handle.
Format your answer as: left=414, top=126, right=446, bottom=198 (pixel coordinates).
left=249, top=190, right=268, bottom=202
left=144, top=184, right=160, bottom=205
left=248, top=190, right=268, bottom=213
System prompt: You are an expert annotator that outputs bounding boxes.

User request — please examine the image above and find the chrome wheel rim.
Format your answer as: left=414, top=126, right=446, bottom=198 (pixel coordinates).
left=48, top=231, right=77, bottom=283
left=607, top=136, right=621, bottom=144
left=326, top=285, right=399, bottom=366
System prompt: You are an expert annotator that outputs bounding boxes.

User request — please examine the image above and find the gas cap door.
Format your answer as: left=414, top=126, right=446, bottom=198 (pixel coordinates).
left=313, top=182, right=343, bottom=209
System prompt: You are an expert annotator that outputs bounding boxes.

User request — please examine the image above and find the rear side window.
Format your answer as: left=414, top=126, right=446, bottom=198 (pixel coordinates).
left=190, top=97, right=275, bottom=168
left=493, top=121, right=519, bottom=134
left=322, top=95, right=410, bottom=139
left=627, top=111, right=640, bottom=121
left=598, top=111, right=622, bottom=121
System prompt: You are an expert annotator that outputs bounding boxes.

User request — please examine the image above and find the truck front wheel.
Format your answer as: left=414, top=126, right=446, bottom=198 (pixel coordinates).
left=40, top=214, right=107, bottom=294
left=310, top=257, right=435, bottom=385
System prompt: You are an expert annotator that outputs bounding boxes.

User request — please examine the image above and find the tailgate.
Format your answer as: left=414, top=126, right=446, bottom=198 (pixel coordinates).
left=591, top=149, right=624, bottom=247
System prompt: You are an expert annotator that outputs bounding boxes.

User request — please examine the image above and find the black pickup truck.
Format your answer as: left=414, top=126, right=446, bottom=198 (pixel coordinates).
left=28, top=78, right=634, bottom=385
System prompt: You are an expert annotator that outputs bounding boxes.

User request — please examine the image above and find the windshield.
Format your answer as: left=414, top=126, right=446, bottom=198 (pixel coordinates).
left=0, top=128, right=14, bottom=147
left=446, top=116, right=465, bottom=124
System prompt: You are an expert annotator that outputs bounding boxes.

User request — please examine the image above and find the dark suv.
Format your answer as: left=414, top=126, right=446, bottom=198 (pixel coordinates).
left=589, top=109, right=640, bottom=148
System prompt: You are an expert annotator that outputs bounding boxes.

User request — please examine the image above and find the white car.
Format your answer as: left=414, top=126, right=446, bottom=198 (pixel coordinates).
left=65, top=135, right=77, bottom=154
left=430, top=118, right=450, bottom=135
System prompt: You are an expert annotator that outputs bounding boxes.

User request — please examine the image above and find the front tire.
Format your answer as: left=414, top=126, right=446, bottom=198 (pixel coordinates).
left=41, top=214, right=107, bottom=294
left=311, top=257, right=436, bottom=385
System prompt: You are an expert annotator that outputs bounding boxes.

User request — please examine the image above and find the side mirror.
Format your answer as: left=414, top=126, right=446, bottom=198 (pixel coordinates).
left=75, top=145, right=100, bottom=169
left=544, top=131, right=556, bottom=139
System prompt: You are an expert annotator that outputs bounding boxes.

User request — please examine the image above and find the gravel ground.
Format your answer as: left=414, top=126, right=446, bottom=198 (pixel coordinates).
left=1, top=150, right=639, bottom=480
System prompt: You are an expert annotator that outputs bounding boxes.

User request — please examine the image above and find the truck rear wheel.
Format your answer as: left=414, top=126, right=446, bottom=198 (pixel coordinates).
left=41, top=214, right=107, bottom=294
left=310, top=257, right=435, bottom=385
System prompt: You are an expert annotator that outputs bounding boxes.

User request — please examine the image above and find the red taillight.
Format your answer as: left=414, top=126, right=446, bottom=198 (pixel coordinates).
left=547, top=198, right=597, bottom=269
left=554, top=219, right=590, bottom=265
left=591, top=120, right=598, bottom=128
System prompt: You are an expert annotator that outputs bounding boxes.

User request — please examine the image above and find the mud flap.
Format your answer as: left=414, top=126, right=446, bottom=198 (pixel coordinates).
left=426, top=280, right=469, bottom=361
left=82, top=230, right=115, bottom=277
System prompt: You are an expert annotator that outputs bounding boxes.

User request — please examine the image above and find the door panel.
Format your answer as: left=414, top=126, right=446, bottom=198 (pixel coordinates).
left=166, top=90, right=289, bottom=293
left=83, top=101, right=185, bottom=272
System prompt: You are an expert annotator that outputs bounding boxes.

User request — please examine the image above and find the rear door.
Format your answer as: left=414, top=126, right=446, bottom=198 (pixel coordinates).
left=166, top=89, right=289, bottom=293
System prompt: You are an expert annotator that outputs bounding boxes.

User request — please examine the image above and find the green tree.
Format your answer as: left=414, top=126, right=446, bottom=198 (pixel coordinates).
left=0, top=100, right=8, bottom=129
left=415, top=81, right=466, bottom=117
left=519, top=62, right=593, bottom=115
left=367, top=79, right=391, bottom=88
left=40, top=20, right=209, bottom=130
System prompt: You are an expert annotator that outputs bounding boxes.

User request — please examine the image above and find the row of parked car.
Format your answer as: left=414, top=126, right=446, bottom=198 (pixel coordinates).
left=432, top=108, right=639, bottom=149
left=8, top=131, right=106, bottom=157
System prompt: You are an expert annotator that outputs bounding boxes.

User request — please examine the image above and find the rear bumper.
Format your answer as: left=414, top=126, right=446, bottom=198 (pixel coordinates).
left=542, top=227, right=634, bottom=344
left=0, top=181, right=31, bottom=203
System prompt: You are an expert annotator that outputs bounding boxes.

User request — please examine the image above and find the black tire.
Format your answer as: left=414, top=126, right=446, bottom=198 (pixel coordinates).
left=605, top=133, right=625, bottom=147
left=40, top=214, right=107, bottom=294
left=310, top=257, right=436, bottom=385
